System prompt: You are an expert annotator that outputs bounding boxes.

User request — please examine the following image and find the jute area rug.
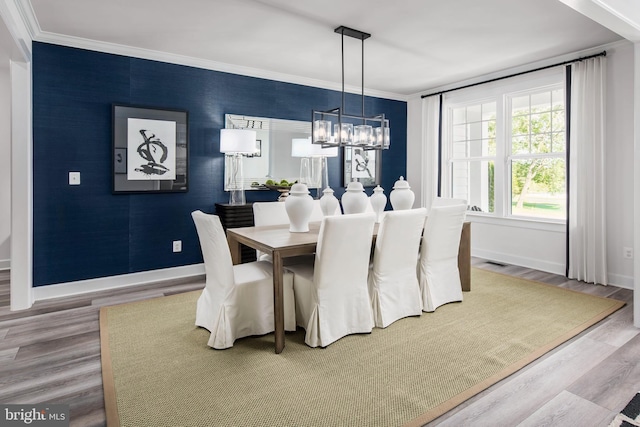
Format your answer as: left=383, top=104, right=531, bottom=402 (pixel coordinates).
left=100, top=268, right=624, bottom=427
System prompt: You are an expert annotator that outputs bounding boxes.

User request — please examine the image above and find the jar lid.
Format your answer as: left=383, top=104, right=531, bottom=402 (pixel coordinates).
left=289, top=183, right=309, bottom=195
left=346, top=181, right=364, bottom=192
left=393, top=176, right=410, bottom=189
left=322, top=187, right=334, bottom=195
left=373, top=185, right=384, bottom=193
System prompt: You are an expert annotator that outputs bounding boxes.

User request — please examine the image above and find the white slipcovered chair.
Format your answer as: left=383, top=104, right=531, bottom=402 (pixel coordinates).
left=368, top=208, right=427, bottom=328
left=287, top=212, right=376, bottom=347
left=419, top=203, right=467, bottom=312
left=430, top=197, right=467, bottom=209
left=191, top=210, right=296, bottom=349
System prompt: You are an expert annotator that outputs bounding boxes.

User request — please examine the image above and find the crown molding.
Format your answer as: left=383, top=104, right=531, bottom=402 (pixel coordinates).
left=16, top=0, right=408, bottom=103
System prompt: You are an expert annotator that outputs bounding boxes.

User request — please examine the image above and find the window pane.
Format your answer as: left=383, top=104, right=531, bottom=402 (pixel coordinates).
left=552, top=89, right=564, bottom=110
left=511, top=158, right=566, bottom=219
left=512, top=135, right=530, bottom=154
left=552, top=110, right=565, bottom=132
left=452, top=160, right=494, bottom=213
left=482, top=102, right=496, bottom=120
left=512, top=95, right=529, bottom=115
left=512, top=114, right=529, bottom=136
left=469, top=122, right=482, bottom=139
left=552, top=132, right=565, bottom=152
left=452, top=107, right=466, bottom=124
left=469, top=139, right=494, bottom=156
left=482, top=120, right=496, bottom=140
left=452, top=124, right=467, bottom=142
left=467, top=105, right=481, bottom=122
left=530, top=112, right=551, bottom=133
left=531, top=92, right=551, bottom=111
left=531, top=134, right=551, bottom=154
left=452, top=141, right=467, bottom=158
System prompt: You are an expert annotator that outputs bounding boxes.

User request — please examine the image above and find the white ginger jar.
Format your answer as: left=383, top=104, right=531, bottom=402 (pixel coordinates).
left=285, top=183, right=314, bottom=232
left=369, top=185, right=387, bottom=223
left=320, top=187, right=340, bottom=216
left=341, top=181, right=369, bottom=214
left=389, top=176, right=415, bottom=210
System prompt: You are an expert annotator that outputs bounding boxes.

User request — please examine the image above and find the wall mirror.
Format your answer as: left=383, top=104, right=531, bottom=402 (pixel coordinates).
left=224, top=114, right=312, bottom=190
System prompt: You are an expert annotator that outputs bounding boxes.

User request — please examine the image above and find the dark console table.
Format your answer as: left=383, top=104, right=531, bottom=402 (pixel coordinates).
left=214, top=203, right=257, bottom=263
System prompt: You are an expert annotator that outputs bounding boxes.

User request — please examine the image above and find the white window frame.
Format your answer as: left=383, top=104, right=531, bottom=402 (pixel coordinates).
left=440, top=68, right=566, bottom=228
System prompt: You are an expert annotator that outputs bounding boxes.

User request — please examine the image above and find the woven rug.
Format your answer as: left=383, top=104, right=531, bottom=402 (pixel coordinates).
left=609, top=392, right=640, bottom=427
left=100, top=268, right=624, bottom=427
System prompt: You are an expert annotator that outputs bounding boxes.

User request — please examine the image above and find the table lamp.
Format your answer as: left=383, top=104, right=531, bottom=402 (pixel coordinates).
left=220, top=129, right=257, bottom=205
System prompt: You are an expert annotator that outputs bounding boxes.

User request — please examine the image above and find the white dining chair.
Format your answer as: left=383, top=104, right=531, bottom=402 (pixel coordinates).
left=191, top=210, right=296, bottom=349
left=368, top=208, right=427, bottom=328
left=430, top=197, right=467, bottom=210
left=287, top=212, right=376, bottom=347
left=419, top=203, right=467, bottom=312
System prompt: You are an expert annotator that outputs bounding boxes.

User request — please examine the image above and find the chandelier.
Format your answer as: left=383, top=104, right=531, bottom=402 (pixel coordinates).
left=312, top=26, right=390, bottom=150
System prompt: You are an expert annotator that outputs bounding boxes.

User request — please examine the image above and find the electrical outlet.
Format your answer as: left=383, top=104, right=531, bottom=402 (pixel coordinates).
left=623, top=247, right=633, bottom=259
left=172, top=240, right=182, bottom=253
left=69, top=172, right=81, bottom=185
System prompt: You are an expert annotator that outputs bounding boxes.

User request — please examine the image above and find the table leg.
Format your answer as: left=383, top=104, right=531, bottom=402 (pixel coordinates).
left=459, top=222, right=471, bottom=292
left=227, top=234, right=241, bottom=265
left=271, top=251, right=285, bottom=354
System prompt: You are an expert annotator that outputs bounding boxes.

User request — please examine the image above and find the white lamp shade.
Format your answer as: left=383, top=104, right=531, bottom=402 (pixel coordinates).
left=309, top=143, right=338, bottom=158
left=291, top=138, right=311, bottom=158
left=220, top=129, right=257, bottom=154
left=292, top=137, right=338, bottom=158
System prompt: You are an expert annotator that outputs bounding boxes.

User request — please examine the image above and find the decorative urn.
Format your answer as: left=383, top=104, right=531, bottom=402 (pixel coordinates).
left=341, top=180, right=370, bottom=214
left=285, top=183, right=314, bottom=232
left=389, top=176, right=415, bottom=210
left=369, top=185, right=387, bottom=223
left=320, top=187, right=340, bottom=216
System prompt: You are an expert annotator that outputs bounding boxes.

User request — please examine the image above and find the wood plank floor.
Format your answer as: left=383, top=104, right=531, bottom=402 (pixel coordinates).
left=0, top=260, right=637, bottom=427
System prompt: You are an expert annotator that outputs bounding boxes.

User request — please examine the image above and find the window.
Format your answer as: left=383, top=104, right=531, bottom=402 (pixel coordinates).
left=509, top=89, right=565, bottom=219
left=443, top=78, right=566, bottom=222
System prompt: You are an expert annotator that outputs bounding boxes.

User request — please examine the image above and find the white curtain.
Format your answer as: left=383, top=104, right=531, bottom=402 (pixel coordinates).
left=568, top=57, right=607, bottom=285
left=421, top=95, right=440, bottom=211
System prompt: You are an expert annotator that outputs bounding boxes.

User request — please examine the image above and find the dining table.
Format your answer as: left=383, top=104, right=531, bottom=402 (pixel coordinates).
left=227, top=220, right=471, bottom=354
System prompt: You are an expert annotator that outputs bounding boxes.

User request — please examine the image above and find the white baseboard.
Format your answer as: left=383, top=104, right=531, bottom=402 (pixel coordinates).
left=606, top=272, right=634, bottom=290
left=0, top=259, right=9, bottom=270
left=32, top=263, right=205, bottom=301
left=472, top=248, right=565, bottom=276
left=472, top=249, right=635, bottom=290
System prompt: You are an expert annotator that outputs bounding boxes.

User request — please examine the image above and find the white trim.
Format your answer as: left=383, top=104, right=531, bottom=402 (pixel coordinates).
left=9, top=59, right=32, bottom=311
left=0, top=0, right=32, bottom=61
left=12, top=0, right=408, bottom=103
left=467, top=213, right=566, bottom=233
left=0, top=259, right=9, bottom=270
left=607, top=272, right=634, bottom=290
left=634, top=42, right=640, bottom=328
left=472, top=248, right=565, bottom=275
left=33, top=263, right=205, bottom=302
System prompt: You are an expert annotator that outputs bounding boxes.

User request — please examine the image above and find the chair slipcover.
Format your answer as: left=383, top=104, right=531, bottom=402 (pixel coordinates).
left=368, top=208, right=427, bottom=328
left=191, top=210, right=295, bottom=349
left=419, top=203, right=467, bottom=312
left=287, top=212, right=376, bottom=347
left=430, top=197, right=467, bottom=209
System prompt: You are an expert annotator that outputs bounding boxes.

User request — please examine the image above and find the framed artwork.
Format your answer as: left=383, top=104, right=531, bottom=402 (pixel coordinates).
left=112, top=104, right=188, bottom=193
left=343, top=147, right=380, bottom=187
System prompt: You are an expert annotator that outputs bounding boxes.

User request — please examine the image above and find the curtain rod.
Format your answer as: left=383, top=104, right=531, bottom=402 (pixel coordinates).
left=420, top=51, right=606, bottom=99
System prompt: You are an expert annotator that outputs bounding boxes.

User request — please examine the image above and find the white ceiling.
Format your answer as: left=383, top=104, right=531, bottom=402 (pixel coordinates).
left=11, top=0, right=628, bottom=96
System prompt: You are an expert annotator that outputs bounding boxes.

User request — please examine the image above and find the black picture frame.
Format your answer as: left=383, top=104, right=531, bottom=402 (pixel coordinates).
left=343, top=147, right=381, bottom=187
left=112, top=104, right=188, bottom=194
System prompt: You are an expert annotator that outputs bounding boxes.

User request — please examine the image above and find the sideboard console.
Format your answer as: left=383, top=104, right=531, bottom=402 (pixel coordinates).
left=214, top=203, right=257, bottom=263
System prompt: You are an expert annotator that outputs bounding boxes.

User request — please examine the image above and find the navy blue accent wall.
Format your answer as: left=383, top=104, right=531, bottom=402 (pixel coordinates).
left=32, top=42, right=407, bottom=287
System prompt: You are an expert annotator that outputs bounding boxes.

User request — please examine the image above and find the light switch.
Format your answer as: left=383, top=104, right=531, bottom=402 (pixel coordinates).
left=69, top=172, right=81, bottom=185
